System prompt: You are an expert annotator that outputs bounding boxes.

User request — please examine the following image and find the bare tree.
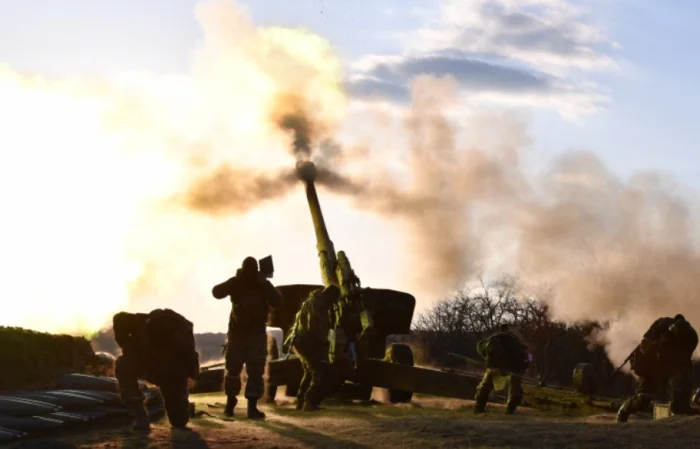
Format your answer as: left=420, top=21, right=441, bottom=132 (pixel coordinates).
left=412, top=275, right=620, bottom=388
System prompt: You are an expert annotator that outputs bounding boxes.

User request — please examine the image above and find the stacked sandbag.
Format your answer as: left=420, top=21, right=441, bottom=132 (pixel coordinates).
left=0, top=373, right=164, bottom=442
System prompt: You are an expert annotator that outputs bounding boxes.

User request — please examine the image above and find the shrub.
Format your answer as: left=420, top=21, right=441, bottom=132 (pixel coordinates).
left=0, top=326, right=102, bottom=392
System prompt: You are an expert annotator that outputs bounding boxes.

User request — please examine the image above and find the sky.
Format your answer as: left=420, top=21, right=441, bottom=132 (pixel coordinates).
left=1, top=0, right=699, bottom=340
left=2, top=0, right=698, bottom=182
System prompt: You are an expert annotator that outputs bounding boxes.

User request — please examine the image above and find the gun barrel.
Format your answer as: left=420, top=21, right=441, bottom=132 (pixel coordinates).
left=302, top=169, right=339, bottom=286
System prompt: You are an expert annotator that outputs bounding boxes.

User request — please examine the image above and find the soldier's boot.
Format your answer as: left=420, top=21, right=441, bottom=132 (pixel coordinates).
left=692, top=388, right=700, bottom=405
left=505, top=397, right=521, bottom=415
left=302, top=402, right=321, bottom=412
left=617, top=393, right=640, bottom=423
left=128, top=401, right=151, bottom=431
left=473, top=387, right=489, bottom=413
left=224, top=395, right=237, bottom=417
left=617, top=393, right=651, bottom=423
left=247, top=398, right=266, bottom=419
left=295, top=399, right=304, bottom=410
left=616, top=406, right=630, bottom=423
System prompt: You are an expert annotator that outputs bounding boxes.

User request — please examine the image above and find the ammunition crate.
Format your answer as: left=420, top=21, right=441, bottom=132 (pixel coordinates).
left=653, top=402, right=671, bottom=420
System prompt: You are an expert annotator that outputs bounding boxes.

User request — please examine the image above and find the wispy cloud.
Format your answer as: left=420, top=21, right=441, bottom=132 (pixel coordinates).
left=346, top=0, right=620, bottom=118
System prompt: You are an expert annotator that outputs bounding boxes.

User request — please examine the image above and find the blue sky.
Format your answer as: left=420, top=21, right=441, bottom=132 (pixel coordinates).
left=2, top=0, right=697, bottom=188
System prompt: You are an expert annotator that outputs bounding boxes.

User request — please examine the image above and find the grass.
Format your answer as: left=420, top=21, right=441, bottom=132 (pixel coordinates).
left=8, top=391, right=699, bottom=448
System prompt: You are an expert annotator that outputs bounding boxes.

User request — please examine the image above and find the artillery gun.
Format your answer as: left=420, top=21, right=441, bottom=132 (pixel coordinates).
left=194, top=160, right=630, bottom=412
left=266, top=160, right=417, bottom=403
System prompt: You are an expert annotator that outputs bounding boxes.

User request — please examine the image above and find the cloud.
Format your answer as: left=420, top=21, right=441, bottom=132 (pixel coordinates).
left=346, top=0, right=619, bottom=118
left=428, top=0, right=619, bottom=72
left=349, top=54, right=550, bottom=95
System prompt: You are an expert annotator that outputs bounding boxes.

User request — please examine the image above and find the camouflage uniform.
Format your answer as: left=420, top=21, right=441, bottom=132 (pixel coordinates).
left=212, top=256, right=282, bottom=418
left=474, top=326, right=530, bottom=414
left=113, top=309, right=200, bottom=431
left=617, top=314, right=698, bottom=423
left=289, top=284, right=340, bottom=411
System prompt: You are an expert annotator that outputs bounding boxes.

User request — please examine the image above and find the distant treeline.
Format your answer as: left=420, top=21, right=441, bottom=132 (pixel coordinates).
left=0, top=326, right=103, bottom=392
left=402, top=276, right=640, bottom=397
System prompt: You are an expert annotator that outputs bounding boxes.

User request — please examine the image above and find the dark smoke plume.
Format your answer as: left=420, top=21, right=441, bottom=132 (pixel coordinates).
left=270, top=92, right=320, bottom=162
left=184, top=164, right=298, bottom=214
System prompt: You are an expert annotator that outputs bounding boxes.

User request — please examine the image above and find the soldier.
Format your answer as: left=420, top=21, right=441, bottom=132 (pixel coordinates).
left=473, top=324, right=530, bottom=414
left=285, top=284, right=340, bottom=411
left=617, top=314, right=698, bottom=423
left=212, top=256, right=282, bottom=419
left=113, top=308, right=200, bottom=431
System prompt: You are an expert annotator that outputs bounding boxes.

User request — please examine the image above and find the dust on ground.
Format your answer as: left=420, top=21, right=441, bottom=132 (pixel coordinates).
left=8, top=393, right=700, bottom=449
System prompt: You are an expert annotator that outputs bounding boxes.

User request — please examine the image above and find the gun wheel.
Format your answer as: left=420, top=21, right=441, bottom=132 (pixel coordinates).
left=385, top=343, right=414, bottom=403
left=572, top=362, right=597, bottom=395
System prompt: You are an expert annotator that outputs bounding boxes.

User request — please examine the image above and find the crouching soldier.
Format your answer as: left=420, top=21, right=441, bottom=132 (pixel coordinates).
left=285, top=284, right=340, bottom=412
left=113, top=308, right=200, bottom=431
left=474, top=324, right=530, bottom=414
left=617, top=314, right=698, bottom=423
left=212, top=256, right=282, bottom=419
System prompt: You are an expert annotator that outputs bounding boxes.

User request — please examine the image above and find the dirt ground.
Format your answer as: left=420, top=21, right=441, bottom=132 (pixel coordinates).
left=7, top=392, right=700, bottom=449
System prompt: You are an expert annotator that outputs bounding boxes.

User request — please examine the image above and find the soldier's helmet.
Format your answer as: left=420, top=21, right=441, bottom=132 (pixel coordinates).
left=669, top=317, right=695, bottom=342
left=322, top=284, right=341, bottom=299
left=94, top=351, right=116, bottom=375
left=95, top=351, right=116, bottom=364
left=241, top=256, right=258, bottom=272
left=477, top=340, right=489, bottom=358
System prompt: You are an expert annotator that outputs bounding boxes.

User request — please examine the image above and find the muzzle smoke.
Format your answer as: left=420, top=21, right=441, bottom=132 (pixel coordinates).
left=255, top=73, right=700, bottom=366
left=3, top=0, right=696, bottom=368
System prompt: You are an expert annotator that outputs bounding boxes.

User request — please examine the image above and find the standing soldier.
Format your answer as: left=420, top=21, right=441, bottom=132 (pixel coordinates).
left=473, top=324, right=531, bottom=415
left=113, top=308, right=200, bottom=431
left=617, top=314, right=698, bottom=423
left=212, top=256, right=282, bottom=419
left=284, top=284, right=340, bottom=411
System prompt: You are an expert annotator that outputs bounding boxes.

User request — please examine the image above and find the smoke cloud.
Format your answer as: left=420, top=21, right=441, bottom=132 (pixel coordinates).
left=0, top=0, right=346, bottom=334
left=184, top=165, right=298, bottom=214
left=261, top=70, right=700, bottom=366
left=3, top=0, right=698, bottom=368
left=321, top=76, right=700, bottom=366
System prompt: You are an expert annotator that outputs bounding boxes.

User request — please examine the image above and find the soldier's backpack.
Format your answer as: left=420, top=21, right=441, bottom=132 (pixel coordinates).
left=144, top=308, right=200, bottom=379
left=668, top=319, right=699, bottom=354
left=480, top=331, right=529, bottom=373
left=298, top=289, right=332, bottom=342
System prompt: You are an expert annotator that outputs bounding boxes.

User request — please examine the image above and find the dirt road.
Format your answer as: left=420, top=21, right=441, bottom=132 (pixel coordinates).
left=7, top=393, right=700, bottom=448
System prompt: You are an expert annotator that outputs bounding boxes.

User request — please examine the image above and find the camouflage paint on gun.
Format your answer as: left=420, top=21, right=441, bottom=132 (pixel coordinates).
left=296, top=161, right=374, bottom=366
left=301, top=164, right=339, bottom=287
